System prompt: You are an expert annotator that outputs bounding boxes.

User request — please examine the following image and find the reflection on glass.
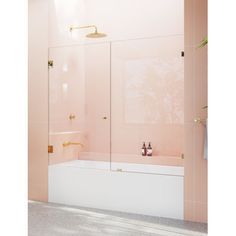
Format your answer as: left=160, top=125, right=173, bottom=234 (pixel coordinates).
left=124, top=57, right=184, bottom=124
left=62, top=83, right=68, bottom=93
left=62, top=64, right=68, bottom=72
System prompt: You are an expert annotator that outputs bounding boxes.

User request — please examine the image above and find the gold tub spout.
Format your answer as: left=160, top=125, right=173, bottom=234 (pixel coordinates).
left=62, top=141, right=84, bottom=147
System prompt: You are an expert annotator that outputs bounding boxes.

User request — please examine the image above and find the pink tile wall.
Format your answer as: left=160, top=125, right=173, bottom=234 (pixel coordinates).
left=28, top=0, right=48, bottom=202
left=48, top=0, right=184, bottom=47
left=184, top=0, right=208, bottom=223
left=47, top=0, right=184, bottom=166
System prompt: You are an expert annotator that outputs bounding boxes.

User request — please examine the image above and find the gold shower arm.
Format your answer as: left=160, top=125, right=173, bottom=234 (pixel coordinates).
left=69, top=25, right=98, bottom=33
left=62, top=141, right=84, bottom=147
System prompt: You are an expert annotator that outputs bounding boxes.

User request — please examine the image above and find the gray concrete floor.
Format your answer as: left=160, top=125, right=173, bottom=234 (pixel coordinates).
left=28, top=201, right=207, bottom=236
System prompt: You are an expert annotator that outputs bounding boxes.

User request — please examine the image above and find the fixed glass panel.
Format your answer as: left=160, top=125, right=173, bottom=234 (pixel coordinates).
left=111, top=36, right=184, bottom=174
left=48, top=43, right=110, bottom=169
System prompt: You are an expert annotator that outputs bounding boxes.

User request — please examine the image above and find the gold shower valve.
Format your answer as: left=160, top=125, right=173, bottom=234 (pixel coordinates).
left=69, top=114, right=76, bottom=120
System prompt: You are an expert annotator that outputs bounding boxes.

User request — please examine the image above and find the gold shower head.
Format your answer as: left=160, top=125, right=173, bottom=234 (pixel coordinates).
left=69, top=25, right=107, bottom=38
left=86, top=32, right=107, bottom=38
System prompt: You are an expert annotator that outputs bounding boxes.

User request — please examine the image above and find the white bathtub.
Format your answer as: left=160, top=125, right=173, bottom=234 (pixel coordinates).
left=49, top=159, right=184, bottom=219
left=53, top=159, right=184, bottom=176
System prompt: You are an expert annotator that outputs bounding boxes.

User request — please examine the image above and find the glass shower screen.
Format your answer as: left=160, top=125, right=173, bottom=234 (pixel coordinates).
left=48, top=43, right=111, bottom=169
left=48, top=36, right=184, bottom=174
left=110, top=36, right=184, bottom=173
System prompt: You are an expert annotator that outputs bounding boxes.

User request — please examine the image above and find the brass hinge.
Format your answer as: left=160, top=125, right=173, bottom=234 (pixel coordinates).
left=48, top=60, right=53, bottom=68
left=181, top=153, right=184, bottom=159
left=181, top=51, right=184, bottom=57
left=48, top=145, right=53, bottom=153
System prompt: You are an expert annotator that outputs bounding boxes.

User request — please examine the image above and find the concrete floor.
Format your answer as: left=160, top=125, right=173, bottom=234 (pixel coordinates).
left=28, top=201, right=207, bottom=236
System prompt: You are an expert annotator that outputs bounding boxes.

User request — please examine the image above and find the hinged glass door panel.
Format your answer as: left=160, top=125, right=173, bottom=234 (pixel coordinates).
left=48, top=43, right=111, bottom=169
